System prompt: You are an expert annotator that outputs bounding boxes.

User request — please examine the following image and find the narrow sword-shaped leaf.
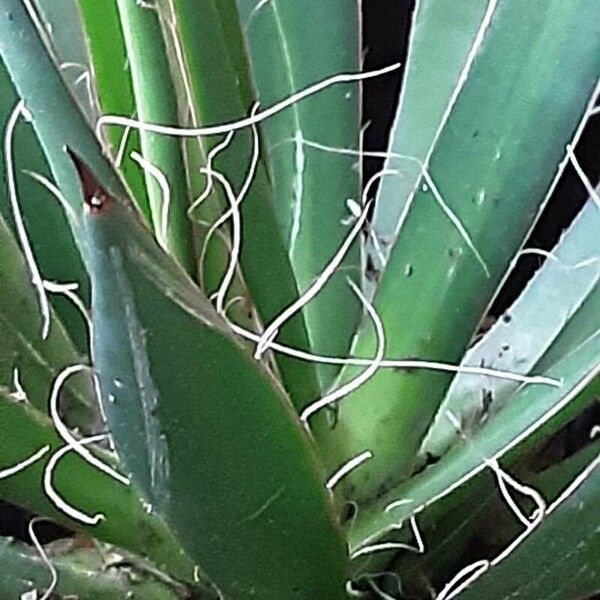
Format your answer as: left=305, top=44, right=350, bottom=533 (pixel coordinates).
left=156, top=0, right=320, bottom=408
left=236, top=0, right=362, bottom=390
left=421, top=194, right=600, bottom=458
left=77, top=0, right=152, bottom=221
left=370, top=0, right=495, bottom=254
left=348, top=326, right=600, bottom=554
left=0, top=395, right=194, bottom=581
left=458, top=452, right=599, bottom=600
left=114, top=0, right=195, bottom=273
left=80, top=177, right=349, bottom=598
left=318, top=0, right=600, bottom=502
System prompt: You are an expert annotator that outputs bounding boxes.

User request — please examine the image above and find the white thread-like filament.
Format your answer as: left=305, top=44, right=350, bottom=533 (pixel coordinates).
left=326, top=450, right=373, bottom=490
left=0, top=446, right=50, bottom=479
left=445, top=411, right=546, bottom=526
left=4, top=101, right=51, bottom=339
left=60, top=62, right=95, bottom=112
left=10, top=367, right=27, bottom=402
left=421, top=169, right=490, bottom=277
left=49, top=365, right=129, bottom=485
left=225, top=312, right=559, bottom=387
left=43, top=434, right=108, bottom=525
left=301, top=279, right=385, bottom=422
left=188, top=131, right=236, bottom=217
left=22, top=169, right=78, bottom=224
left=436, top=560, right=490, bottom=600
left=351, top=515, right=425, bottom=559
left=566, top=144, right=600, bottom=209
left=114, top=122, right=132, bottom=168
left=130, top=151, right=171, bottom=250
left=203, top=169, right=242, bottom=315
left=28, top=518, right=58, bottom=600
left=43, top=281, right=93, bottom=349
left=200, top=106, right=260, bottom=307
left=351, top=541, right=415, bottom=559
left=255, top=170, right=391, bottom=358
left=96, top=64, right=401, bottom=139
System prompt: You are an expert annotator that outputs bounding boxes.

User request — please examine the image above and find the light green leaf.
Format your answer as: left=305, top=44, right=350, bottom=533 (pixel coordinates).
left=421, top=195, right=600, bottom=458
left=0, top=395, right=194, bottom=582
left=113, top=0, right=195, bottom=273
left=157, top=0, right=321, bottom=408
left=348, top=327, right=600, bottom=554
left=236, top=0, right=362, bottom=390
left=371, top=0, right=494, bottom=247
left=77, top=0, right=152, bottom=221
left=318, top=0, right=600, bottom=501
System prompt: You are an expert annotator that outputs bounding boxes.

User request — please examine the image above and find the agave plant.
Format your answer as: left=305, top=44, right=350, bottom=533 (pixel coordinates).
left=0, top=0, right=598, bottom=598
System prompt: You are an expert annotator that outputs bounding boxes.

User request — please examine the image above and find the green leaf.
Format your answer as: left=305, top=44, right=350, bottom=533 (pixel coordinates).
left=421, top=195, right=600, bottom=458
left=348, top=327, right=600, bottom=555
left=0, top=213, right=93, bottom=427
left=236, top=0, right=362, bottom=390
left=389, top=440, right=600, bottom=599
left=157, top=0, right=320, bottom=408
left=370, top=0, right=495, bottom=247
left=0, top=537, right=182, bottom=600
left=534, top=282, right=600, bottom=374
left=113, top=0, right=195, bottom=273
left=35, top=0, right=98, bottom=124
left=0, top=0, right=131, bottom=221
left=318, top=0, right=600, bottom=501
left=0, top=5, right=349, bottom=594
left=0, top=395, right=194, bottom=582
left=458, top=452, right=599, bottom=600
left=77, top=0, right=152, bottom=221
left=0, top=59, right=89, bottom=352
left=82, top=189, right=348, bottom=599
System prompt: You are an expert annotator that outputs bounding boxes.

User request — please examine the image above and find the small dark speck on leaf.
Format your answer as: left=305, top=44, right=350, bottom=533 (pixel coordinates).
left=502, top=313, right=512, bottom=323
left=472, top=130, right=479, bottom=138
left=481, top=389, right=493, bottom=413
